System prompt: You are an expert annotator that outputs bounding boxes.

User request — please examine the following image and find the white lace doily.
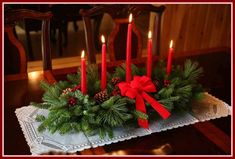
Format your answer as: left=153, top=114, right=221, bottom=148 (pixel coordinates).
left=15, top=92, right=231, bottom=155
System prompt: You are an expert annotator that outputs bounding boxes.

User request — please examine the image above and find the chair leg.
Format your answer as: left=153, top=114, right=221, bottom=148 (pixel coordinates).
left=93, top=14, right=103, bottom=51
left=25, top=28, right=34, bottom=60
left=62, top=21, right=68, bottom=47
left=73, top=20, right=78, bottom=32
left=13, top=27, right=18, bottom=39
left=50, top=24, right=56, bottom=44
left=58, top=27, right=63, bottom=56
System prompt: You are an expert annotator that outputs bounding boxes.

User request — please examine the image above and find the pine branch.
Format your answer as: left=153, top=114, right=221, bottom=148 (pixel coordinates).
left=183, top=59, right=203, bottom=82
left=131, top=64, right=140, bottom=76
left=30, top=102, right=51, bottom=109
left=73, top=106, right=83, bottom=116
left=113, top=63, right=143, bottom=79
left=71, top=122, right=82, bottom=132
left=74, top=90, right=85, bottom=102
left=41, top=82, right=63, bottom=107
left=40, top=80, right=51, bottom=91
left=193, top=92, right=204, bottom=100
left=59, top=123, right=72, bottom=134
left=97, top=96, right=131, bottom=127
left=158, top=96, right=180, bottom=111
left=133, top=110, right=148, bottom=120
left=67, top=73, right=80, bottom=84
left=158, top=87, right=174, bottom=98
left=38, top=124, right=46, bottom=132
left=175, top=85, right=192, bottom=98
left=152, top=60, right=166, bottom=80
left=55, top=81, right=70, bottom=91
left=113, top=65, right=126, bottom=80
left=86, top=64, right=101, bottom=96
left=35, top=115, right=46, bottom=122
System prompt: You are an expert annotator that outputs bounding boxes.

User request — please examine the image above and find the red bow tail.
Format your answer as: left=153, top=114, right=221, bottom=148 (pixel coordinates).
left=118, top=76, right=171, bottom=129
left=136, top=94, right=149, bottom=128
left=142, top=92, right=171, bottom=119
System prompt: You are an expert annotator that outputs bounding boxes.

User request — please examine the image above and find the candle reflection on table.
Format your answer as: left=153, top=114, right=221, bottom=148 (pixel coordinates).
left=28, top=71, right=44, bottom=90
left=28, top=71, right=43, bottom=80
left=105, top=143, right=172, bottom=155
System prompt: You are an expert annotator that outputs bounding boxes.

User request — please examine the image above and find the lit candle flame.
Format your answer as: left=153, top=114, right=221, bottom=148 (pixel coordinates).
left=101, top=35, right=105, bottom=43
left=148, top=31, right=152, bottom=39
left=81, top=50, right=85, bottom=58
left=169, top=40, right=173, bottom=48
left=129, top=13, right=133, bottom=23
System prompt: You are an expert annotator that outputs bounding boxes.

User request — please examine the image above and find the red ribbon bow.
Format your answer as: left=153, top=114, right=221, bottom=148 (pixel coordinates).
left=118, top=76, right=171, bottom=128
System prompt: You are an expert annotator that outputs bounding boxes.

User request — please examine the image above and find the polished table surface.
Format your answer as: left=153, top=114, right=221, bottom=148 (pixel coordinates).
left=4, top=48, right=231, bottom=155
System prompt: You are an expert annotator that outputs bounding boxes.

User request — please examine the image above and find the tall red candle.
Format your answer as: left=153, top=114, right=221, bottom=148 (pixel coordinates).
left=81, top=50, right=87, bottom=94
left=101, top=35, right=107, bottom=90
left=166, top=40, right=174, bottom=75
left=147, top=31, right=152, bottom=78
left=126, top=13, right=133, bottom=82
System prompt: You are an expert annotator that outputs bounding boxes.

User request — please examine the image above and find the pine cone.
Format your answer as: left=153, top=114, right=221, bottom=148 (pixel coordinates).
left=111, top=77, right=121, bottom=86
left=94, top=90, right=109, bottom=104
left=62, top=88, right=72, bottom=95
left=68, top=97, right=77, bottom=106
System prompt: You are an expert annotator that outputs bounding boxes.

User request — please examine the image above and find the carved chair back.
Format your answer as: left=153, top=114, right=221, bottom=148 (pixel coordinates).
left=80, top=4, right=165, bottom=64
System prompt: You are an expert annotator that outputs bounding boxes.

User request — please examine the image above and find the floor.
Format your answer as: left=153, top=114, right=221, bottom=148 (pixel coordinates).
left=16, top=21, right=88, bottom=72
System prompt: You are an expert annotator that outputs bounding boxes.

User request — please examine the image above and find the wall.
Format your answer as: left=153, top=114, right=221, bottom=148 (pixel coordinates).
left=151, top=4, right=231, bottom=58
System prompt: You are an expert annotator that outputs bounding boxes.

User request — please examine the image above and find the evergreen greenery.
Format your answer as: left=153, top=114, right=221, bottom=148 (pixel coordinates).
left=31, top=59, right=204, bottom=138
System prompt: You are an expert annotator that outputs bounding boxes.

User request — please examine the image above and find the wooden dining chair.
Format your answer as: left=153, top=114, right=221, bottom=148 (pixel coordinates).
left=80, top=4, right=165, bottom=64
left=4, top=9, right=53, bottom=81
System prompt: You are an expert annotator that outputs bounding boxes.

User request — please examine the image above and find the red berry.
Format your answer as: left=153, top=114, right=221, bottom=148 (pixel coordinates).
left=112, top=90, right=120, bottom=96
left=68, top=97, right=77, bottom=106
left=164, top=79, right=170, bottom=87
left=71, top=84, right=81, bottom=92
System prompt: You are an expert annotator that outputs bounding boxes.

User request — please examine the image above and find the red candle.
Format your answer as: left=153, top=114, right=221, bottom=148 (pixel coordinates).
left=81, top=50, right=87, bottom=94
left=101, top=35, right=107, bottom=90
left=126, top=13, right=133, bottom=82
left=147, top=31, right=152, bottom=78
left=166, top=40, right=174, bottom=75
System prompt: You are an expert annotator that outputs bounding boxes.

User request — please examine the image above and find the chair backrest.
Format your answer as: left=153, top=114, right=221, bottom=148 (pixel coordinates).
left=4, top=9, right=53, bottom=78
left=80, top=4, right=165, bottom=64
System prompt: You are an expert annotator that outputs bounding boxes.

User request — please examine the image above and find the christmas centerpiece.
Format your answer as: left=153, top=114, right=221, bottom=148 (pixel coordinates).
left=30, top=14, right=205, bottom=139
left=15, top=14, right=231, bottom=154
left=31, top=59, right=203, bottom=139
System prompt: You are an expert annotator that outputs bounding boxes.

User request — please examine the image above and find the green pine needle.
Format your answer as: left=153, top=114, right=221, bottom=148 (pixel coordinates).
left=133, top=110, right=148, bottom=120
left=59, top=123, right=72, bottom=135
left=183, top=59, right=203, bottom=82
left=67, top=73, right=80, bottom=84
left=30, top=102, right=51, bottom=109
left=97, top=96, right=130, bottom=127
left=35, top=115, right=46, bottom=122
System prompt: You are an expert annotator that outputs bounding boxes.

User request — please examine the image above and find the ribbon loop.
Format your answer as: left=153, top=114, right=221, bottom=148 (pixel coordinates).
left=118, top=75, right=171, bottom=128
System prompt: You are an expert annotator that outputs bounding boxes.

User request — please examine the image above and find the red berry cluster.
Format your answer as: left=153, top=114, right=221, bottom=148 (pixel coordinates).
left=68, top=97, right=77, bottom=106
left=110, top=77, right=122, bottom=96
left=71, top=84, right=81, bottom=92
left=112, top=89, right=121, bottom=96
left=112, top=86, right=121, bottom=96
left=164, top=79, right=171, bottom=87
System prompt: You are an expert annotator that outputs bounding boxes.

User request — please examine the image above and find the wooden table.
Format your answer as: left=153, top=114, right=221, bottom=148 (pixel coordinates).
left=4, top=48, right=231, bottom=155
